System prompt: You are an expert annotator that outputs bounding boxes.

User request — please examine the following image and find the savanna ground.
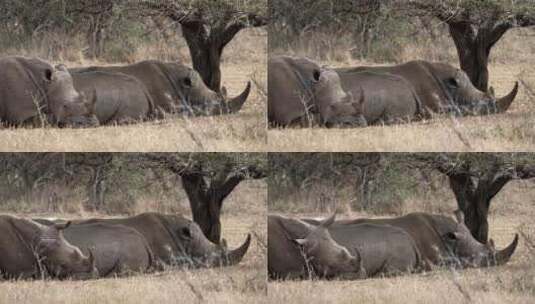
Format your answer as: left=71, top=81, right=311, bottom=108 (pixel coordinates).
left=0, top=28, right=267, bottom=152
left=268, top=172, right=535, bottom=304
left=268, top=28, right=535, bottom=152
left=0, top=179, right=267, bottom=304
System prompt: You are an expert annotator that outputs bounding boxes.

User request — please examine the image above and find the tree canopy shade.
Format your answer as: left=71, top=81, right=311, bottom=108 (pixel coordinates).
left=137, top=0, right=268, bottom=91
left=404, top=0, right=535, bottom=91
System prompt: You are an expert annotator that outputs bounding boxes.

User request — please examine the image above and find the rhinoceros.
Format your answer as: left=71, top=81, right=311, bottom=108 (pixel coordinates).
left=71, top=70, right=156, bottom=124
left=337, top=71, right=423, bottom=124
left=57, top=223, right=155, bottom=278
left=0, top=57, right=98, bottom=127
left=0, top=215, right=95, bottom=280
left=336, top=60, right=518, bottom=122
left=268, top=213, right=362, bottom=280
left=304, top=211, right=518, bottom=269
left=268, top=56, right=366, bottom=127
left=318, top=222, right=422, bottom=278
left=70, top=60, right=250, bottom=116
left=38, top=212, right=251, bottom=269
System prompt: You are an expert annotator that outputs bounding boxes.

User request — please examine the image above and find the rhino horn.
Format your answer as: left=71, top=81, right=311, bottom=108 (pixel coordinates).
left=321, top=212, right=337, bottom=228
left=495, top=234, right=519, bottom=265
left=223, top=234, right=251, bottom=266
left=496, top=82, right=519, bottom=113
left=225, top=81, right=251, bottom=113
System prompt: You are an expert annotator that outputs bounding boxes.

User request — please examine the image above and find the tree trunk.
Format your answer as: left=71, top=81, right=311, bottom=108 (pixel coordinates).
left=447, top=171, right=511, bottom=243
left=181, top=172, right=245, bottom=244
left=181, top=26, right=223, bottom=92
left=448, top=22, right=510, bottom=92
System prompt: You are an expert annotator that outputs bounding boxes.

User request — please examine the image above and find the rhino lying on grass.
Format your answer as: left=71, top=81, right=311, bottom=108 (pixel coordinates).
left=35, top=212, right=251, bottom=278
left=0, top=56, right=98, bottom=128
left=269, top=211, right=518, bottom=280
left=0, top=215, right=95, bottom=280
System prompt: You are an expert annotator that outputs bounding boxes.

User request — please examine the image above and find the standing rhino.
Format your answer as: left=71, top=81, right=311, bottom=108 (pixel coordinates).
left=336, top=60, right=518, bottom=120
left=70, top=60, right=250, bottom=116
left=268, top=56, right=366, bottom=127
left=40, top=212, right=251, bottom=269
left=337, top=71, right=423, bottom=124
left=59, top=223, right=155, bottom=278
left=305, top=211, right=518, bottom=269
left=268, top=213, right=362, bottom=280
left=0, top=215, right=95, bottom=280
left=0, top=57, right=98, bottom=127
left=71, top=70, right=156, bottom=124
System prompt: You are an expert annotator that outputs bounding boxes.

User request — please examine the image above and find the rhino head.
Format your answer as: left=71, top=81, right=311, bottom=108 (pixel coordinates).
left=37, top=221, right=96, bottom=279
left=432, top=63, right=518, bottom=115
left=166, top=65, right=250, bottom=116
left=292, top=213, right=362, bottom=278
left=47, top=64, right=99, bottom=128
left=442, top=210, right=518, bottom=268
left=172, top=219, right=251, bottom=268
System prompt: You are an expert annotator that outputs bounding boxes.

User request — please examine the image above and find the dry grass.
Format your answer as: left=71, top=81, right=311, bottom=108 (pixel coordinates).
left=268, top=180, right=535, bottom=304
left=0, top=29, right=267, bottom=152
left=0, top=180, right=267, bottom=304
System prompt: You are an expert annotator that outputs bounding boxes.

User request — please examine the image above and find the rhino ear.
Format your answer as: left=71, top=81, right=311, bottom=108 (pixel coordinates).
left=293, top=238, right=307, bottom=246
left=44, top=69, right=53, bottom=82
left=321, top=212, right=336, bottom=228
left=54, top=221, right=71, bottom=231
left=313, top=69, right=321, bottom=82
left=488, top=86, right=495, bottom=98
left=454, top=210, right=465, bottom=224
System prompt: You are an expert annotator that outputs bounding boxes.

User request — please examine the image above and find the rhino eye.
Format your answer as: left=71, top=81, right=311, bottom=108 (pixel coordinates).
left=313, top=70, right=321, bottom=82
left=183, top=77, right=192, bottom=87
left=45, top=69, right=53, bottom=81
left=445, top=232, right=457, bottom=240
left=447, top=78, right=458, bottom=88
left=181, top=227, right=192, bottom=239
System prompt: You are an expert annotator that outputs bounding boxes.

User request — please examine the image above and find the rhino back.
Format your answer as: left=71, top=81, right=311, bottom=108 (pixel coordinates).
left=74, top=213, right=182, bottom=265
left=337, top=71, right=420, bottom=124
left=329, top=223, right=421, bottom=277
left=71, top=61, right=177, bottom=113
left=0, top=216, right=41, bottom=279
left=63, top=223, right=153, bottom=276
left=268, top=215, right=315, bottom=279
left=0, top=57, right=51, bottom=124
left=268, top=57, right=312, bottom=126
left=72, top=71, right=153, bottom=124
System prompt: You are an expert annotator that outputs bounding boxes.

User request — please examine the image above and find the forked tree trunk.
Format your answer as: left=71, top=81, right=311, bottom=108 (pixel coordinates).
left=438, top=161, right=535, bottom=243
left=181, top=26, right=223, bottom=92
left=181, top=171, right=246, bottom=244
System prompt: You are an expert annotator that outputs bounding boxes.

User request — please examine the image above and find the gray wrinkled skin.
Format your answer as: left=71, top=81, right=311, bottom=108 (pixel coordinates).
left=268, top=213, right=362, bottom=280
left=336, top=60, right=518, bottom=119
left=0, top=57, right=98, bottom=127
left=70, top=60, right=250, bottom=117
left=268, top=56, right=365, bottom=127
